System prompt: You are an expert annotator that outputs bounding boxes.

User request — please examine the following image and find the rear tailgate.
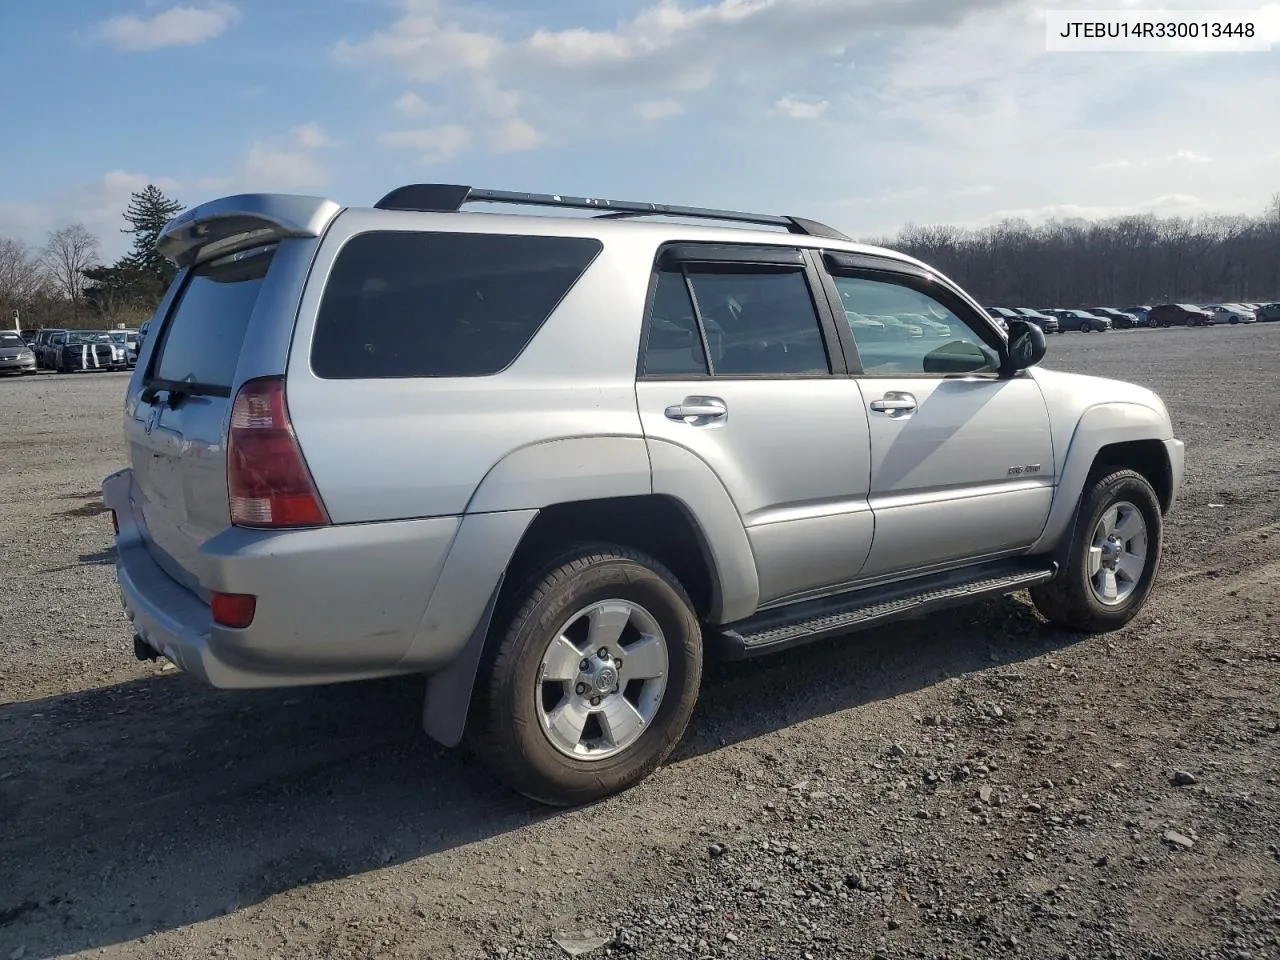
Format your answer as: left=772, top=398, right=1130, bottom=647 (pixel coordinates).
left=125, top=194, right=341, bottom=595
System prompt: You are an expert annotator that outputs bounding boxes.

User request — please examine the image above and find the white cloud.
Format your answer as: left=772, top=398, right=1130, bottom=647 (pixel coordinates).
left=839, top=187, right=929, bottom=206
left=636, top=99, right=684, bottom=120
left=380, top=124, right=473, bottom=163
left=99, top=2, right=240, bottom=52
left=334, top=0, right=1008, bottom=91
left=290, top=122, right=334, bottom=150
left=394, top=91, right=431, bottom=118
left=982, top=193, right=1213, bottom=226
left=241, top=144, right=328, bottom=190
left=953, top=184, right=996, bottom=197
left=773, top=96, right=828, bottom=119
left=489, top=118, right=545, bottom=153
left=238, top=124, right=335, bottom=190
left=1098, top=150, right=1213, bottom=171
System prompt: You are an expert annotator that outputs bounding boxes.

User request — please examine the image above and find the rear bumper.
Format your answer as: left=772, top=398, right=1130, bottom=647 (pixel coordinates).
left=103, top=468, right=527, bottom=688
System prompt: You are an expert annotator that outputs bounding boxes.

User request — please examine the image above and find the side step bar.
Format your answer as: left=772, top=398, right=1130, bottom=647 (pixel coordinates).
left=709, top=560, right=1057, bottom=660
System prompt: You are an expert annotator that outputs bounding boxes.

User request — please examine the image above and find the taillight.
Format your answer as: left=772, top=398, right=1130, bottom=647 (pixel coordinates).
left=211, top=591, right=257, bottom=629
left=227, top=377, right=330, bottom=528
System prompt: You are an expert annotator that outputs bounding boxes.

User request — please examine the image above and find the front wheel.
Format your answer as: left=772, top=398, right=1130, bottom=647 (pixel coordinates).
left=1031, top=468, right=1163, bottom=633
left=468, top=544, right=703, bottom=806
left=1078, top=321, right=1091, bottom=333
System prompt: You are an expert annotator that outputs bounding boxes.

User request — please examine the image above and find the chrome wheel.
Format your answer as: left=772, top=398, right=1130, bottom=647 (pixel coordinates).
left=535, top=599, right=669, bottom=761
left=1087, top=501, right=1148, bottom=606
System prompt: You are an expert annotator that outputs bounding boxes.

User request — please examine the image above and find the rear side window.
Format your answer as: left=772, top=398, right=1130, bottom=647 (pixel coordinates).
left=310, top=231, right=603, bottom=379
left=150, top=244, right=275, bottom=391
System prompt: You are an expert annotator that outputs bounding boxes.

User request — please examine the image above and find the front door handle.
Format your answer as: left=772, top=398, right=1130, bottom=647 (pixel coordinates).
left=665, top=396, right=727, bottom=423
left=869, top=392, right=917, bottom=416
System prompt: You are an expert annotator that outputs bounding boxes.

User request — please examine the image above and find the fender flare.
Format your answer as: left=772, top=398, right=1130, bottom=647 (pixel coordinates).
left=1029, top=402, right=1174, bottom=557
left=420, top=436, right=760, bottom=746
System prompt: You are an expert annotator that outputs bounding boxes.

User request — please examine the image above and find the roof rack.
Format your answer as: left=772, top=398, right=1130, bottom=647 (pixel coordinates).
left=372, top=183, right=852, bottom=242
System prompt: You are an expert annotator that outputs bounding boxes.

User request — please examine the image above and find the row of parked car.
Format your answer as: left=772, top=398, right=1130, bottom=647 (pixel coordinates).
left=987, top=301, right=1280, bottom=334
left=4, top=326, right=144, bottom=375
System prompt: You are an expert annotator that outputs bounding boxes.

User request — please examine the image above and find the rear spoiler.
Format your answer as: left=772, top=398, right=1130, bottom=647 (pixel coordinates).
left=156, top=194, right=344, bottom=268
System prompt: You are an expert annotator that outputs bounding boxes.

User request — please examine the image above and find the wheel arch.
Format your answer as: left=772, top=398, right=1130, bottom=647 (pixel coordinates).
left=1030, top=402, right=1175, bottom=559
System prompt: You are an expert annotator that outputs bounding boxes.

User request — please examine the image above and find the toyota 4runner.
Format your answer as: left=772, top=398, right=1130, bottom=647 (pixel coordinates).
left=103, top=184, right=1185, bottom=806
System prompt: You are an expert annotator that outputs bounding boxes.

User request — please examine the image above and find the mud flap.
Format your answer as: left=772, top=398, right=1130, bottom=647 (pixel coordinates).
left=421, top=574, right=504, bottom=748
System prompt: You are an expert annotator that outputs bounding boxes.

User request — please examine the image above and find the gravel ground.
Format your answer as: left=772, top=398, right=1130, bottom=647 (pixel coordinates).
left=1, top=326, right=1278, bottom=960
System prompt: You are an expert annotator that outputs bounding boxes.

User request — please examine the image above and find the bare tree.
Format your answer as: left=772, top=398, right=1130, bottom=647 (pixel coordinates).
left=42, top=224, right=100, bottom=312
left=0, top=237, right=45, bottom=299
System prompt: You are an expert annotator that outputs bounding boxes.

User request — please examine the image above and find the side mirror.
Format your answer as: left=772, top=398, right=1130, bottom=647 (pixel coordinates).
left=1003, top=318, right=1046, bottom=375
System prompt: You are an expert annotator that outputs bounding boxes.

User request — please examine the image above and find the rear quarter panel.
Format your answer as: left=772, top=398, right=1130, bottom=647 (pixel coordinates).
left=284, top=210, right=660, bottom=524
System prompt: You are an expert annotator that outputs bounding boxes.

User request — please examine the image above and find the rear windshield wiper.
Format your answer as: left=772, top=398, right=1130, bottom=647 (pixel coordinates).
left=141, top=384, right=193, bottom=409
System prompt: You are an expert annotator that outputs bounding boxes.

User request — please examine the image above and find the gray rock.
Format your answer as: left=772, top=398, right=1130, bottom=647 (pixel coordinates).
left=1163, top=830, right=1195, bottom=849
left=1171, top=770, right=1197, bottom=787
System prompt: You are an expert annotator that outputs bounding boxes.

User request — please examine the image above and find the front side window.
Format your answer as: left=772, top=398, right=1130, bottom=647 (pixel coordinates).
left=311, top=231, right=603, bottom=379
left=833, top=274, right=1000, bottom=377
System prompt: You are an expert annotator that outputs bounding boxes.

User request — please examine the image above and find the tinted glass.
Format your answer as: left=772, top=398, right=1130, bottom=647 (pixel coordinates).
left=684, top=268, right=828, bottom=376
left=643, top=270, right=708, bottom=376
left=311, top=231, right=602, bottom=379
left=0, top=333, right=23, bottom=347
left=834, top=274, right=999, bottom=376
left=151, top=245, right=275, bottom=389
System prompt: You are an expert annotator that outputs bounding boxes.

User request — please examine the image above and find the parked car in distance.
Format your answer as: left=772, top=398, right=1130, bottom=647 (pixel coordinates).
left=1012, top=308, right=1060, bottom=334
left=1086, top=307, right=1142, bottom=330
left=1203, top=303, right=1257, bottom=324
left=108, top=329, right=141, bottom=367
left=104, top=183, right=1185, bottom=806
left=1255, top=302, right=1280, bottom=322
left=33, top=328, right=68, bottom=369
left=19, top=328, right=38, bottom=346
left=986, top=307, right=1012, bottom=333
left=54, top=330, right=130, bottom=373
left=1046, top=309, right=1112, bottom=333
left=1122, top=306, right=1153, bottom=324
left=1147, top=303, right=1212, bottom=327
left=894, top=312, right=954, bottom=338
left=0, top=330, right=37, bottom=375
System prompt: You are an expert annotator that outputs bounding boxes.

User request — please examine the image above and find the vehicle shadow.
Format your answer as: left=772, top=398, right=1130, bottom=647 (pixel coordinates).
left=0, top=595, right=1080, bottom=958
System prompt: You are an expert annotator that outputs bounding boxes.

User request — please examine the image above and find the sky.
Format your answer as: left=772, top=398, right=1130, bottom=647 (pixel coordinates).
left=1, top=0, right=1279, bottom=262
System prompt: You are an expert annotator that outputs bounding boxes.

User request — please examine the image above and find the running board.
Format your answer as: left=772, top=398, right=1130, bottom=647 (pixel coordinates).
left=709, top=560, right=1057, bottom=660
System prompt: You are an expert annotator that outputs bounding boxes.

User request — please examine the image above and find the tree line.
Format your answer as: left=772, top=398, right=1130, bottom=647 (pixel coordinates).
left=868, top=193, right=1280, bottom=309
left=1, top=184, right=183, bottom=331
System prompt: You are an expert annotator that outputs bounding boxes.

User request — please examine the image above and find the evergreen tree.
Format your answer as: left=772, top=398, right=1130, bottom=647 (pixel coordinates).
left=122, top=184, right=184, bottom=286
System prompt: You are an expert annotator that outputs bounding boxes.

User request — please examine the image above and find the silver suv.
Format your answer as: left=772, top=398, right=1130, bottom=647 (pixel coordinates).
left=103, top=184, right=1185, bottom=806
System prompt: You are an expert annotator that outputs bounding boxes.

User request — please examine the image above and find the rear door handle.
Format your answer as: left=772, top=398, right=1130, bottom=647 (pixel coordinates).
left=665, top=396, right=727, bottom=423
left=869, top=392, right=917, bottom=416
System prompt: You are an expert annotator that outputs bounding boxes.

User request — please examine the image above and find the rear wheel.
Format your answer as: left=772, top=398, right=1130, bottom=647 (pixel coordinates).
left=1031, top=468, right=1162, bottom=633
left=1079, top=321, right=1091, bottom=333
left=469, top=544, right=703, bottom=806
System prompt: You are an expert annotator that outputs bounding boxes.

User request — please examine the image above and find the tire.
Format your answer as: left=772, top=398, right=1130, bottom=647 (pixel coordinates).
left=1030, top=467, right=1163, bottom=633
left=1079, top=321, right=1091, bottom=333
left=468, top=543, right=703, bottom=806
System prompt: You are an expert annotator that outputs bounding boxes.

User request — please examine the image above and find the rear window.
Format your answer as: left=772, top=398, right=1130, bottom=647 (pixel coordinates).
left=149, top=244, right=275, bottom=391
left=310, top=231, right=602, bottom=379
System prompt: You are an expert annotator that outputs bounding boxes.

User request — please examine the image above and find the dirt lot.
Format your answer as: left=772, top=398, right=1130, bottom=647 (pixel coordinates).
left=2, top=327, right=1278, bottom=960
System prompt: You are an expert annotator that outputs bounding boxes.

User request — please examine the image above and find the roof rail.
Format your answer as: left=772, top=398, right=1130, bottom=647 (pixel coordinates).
left=372, top=184, right=852, bottom=242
